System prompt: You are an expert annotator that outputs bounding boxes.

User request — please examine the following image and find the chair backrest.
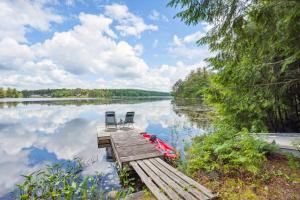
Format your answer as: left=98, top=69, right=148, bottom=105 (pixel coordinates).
left=124, top=112, right=135, bottom=123
left=105, top=111, right=116, bottom=125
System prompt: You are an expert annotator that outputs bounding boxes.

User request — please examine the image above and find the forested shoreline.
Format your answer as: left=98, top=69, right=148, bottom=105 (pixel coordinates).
left=0, top=88, right=170, bottom=98
left=171, top=0, right=300, bottom=133
left=171, top=68, right=212, bottom=99
left=170, top=0, right=300, bottom=199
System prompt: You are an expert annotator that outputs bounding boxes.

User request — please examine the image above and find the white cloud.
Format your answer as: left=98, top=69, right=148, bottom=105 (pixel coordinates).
left=0, top=0, right=63, bottom=42
left=169, top=31, right=212, bottom=61
left=148, top=10, right=169, bottom=22
left=104, top=3, right=158, bottom=37
left=173, top=35, right=182, bottom=46
left=173, top=31, right=205, bottom=46
left=134, top=44, right=144, bottom=56
left=149, top=10, right=160, bottom=20
left=32, top=13, right=148, bottom=77
left=153, top=61, right=204, bottom=86
left=0, top=149, right=41, bottom=196
left=183, top=31, right=205, bottom=43
left=0, top=38, right=35, bottom=70
left=0, top=2, right=208, bottom=92
left=169, top=44, right=211, bottom=60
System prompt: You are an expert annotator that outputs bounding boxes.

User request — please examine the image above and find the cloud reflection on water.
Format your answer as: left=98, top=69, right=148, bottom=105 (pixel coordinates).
left=0, top=99, right=210, bottom=198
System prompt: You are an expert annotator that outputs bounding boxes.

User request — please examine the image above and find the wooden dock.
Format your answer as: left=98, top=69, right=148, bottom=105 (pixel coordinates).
left=98, top=127, right=161, bottom=166
left=97, top=127, right=215, bottom=200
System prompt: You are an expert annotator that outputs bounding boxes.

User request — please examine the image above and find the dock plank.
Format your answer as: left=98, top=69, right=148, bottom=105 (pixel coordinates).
left=117, top=145, right=158, bottom=157
left=149, top=159, right=208, bottom=200
left=120, top=152, right=161, bottom=163
left=110, top=129, right=161, bottom=166
left=130, top=161, right=169, bottom=200
left=143, top=159, right=198, bottom=200
left=114, top=140, right=149, bottom=147
left=154, top=158, right=215, bottom=199
left=137, top=160, right=181, bottom=200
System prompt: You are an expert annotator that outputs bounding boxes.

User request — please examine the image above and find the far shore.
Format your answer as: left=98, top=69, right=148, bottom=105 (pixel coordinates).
left=0, top=96, right=171, bottom=103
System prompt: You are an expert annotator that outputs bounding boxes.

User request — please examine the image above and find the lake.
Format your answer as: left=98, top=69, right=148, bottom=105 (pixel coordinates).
left=0, top=98, right=212, bottom=199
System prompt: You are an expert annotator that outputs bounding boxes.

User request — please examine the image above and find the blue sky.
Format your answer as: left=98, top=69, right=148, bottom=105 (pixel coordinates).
left=0, top=0, right=211, bottom=91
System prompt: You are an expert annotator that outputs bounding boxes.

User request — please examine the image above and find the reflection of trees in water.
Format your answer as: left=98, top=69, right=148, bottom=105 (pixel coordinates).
left=0, top=97, right=170, bottom=108
left=169, top=99, right=216, bottom=159
left=171, top=98, right=214, bottom=130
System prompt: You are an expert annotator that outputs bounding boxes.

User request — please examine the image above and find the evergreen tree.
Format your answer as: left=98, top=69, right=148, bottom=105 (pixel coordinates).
left=172, top=68, right=212, bottom=99
left=169, top=0, right=300, bottom=132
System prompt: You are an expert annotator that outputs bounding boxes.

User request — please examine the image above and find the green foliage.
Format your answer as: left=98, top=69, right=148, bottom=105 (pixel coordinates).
left=117, top=165, right=135, bottom=189
left=186, top=123, right=277, bottom=175
left=0, top=88, right=5, bottom=98
left=0, top=87, right=22, bottom=98
left=172, top=68, right=212, bottom=99
left=21, top=88, right=170, bottom=98
left=169, top=0, right=300, bottom=132
left=286, top=153, right=300, bottom=170
left=16, top=160, right=103, bottom=200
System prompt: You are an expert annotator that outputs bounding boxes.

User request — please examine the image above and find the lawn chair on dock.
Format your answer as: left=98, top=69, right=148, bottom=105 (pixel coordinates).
left=123, top=112, right=135, bottom=128
left=105, top=111, right=117, bottom=129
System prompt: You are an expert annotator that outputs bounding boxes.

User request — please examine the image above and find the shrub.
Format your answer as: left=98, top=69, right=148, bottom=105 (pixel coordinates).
left=186, top=123, right=277, bottom=175
left=17, top=160, right=103, bottom=200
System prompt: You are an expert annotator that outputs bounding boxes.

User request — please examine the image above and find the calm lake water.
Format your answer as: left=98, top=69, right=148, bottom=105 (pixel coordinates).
left=0, top=98, right=211, bottom=199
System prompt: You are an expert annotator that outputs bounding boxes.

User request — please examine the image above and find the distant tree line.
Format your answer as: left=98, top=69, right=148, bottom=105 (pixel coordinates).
left=0, top=87, right=23, bottom=98
left=9, top=88, right=170, bottom=98
left=172, top=68, right=212, bottom=99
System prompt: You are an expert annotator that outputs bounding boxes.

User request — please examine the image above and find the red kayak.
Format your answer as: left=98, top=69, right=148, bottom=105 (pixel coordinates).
left=141, top=133, right=179, bottom=159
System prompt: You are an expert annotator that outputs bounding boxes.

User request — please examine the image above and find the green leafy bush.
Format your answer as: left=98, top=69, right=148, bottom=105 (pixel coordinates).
left=17, top=160, right=103, bottom=200
left=186, top=123, right=277, bottom=175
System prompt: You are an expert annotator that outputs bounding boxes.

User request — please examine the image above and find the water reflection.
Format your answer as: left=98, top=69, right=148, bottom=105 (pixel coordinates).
left=171, top=99, right=213, bottom=130
left=0, top=98, right=211, bottom=199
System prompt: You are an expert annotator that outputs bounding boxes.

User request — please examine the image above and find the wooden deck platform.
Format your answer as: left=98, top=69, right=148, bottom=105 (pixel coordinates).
left=97, top=127, right=215, bottom=200
left=131, top=158, right=215, bottom=200
left=97, top=128, right=161, bottom=166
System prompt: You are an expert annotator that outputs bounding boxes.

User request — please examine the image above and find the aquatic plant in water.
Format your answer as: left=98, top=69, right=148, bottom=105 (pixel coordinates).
left=16, top=159, right=104, bottom=200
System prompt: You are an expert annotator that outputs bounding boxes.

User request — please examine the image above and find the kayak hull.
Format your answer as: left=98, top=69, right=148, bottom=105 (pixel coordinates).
left=141, top=133, right=179, bottom=159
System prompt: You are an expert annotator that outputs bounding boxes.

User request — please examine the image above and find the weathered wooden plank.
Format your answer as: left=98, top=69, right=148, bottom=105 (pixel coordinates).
left=115, top=142, right=156, bottom=149
left=137, top=160, right=181, bottom=200
left=117, top=145, right=157, bottom=154
left=117, top=145, right=158, bottom=158
left=98, top=139, right=111, bottom=145
left=98, top=138, right=111, bottom=143
left=111, top=134, right=144, bottom=139
left=111, top=131, right=140, bottom=138
left=112, top=138, right=147, bottom=145
left=154, top=158, right=215, bottom=199
left=120, top=152, right=161, bottom=163
left=98, top=143, right=111, bottom=148
left=114, top=140, right=149, bottom=147
left=98, top=135, right=111, bottom=140
left=111, top=132, right=142, bottom=136
left=130, top=161, right=169, bottom=200
left=143, top=160, right=197, bottom=200
left=110, top=135, right=121, bottom=167
left=149, top=159, right=208, bottom=200
left=110, top=129, right=160, bottom=165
